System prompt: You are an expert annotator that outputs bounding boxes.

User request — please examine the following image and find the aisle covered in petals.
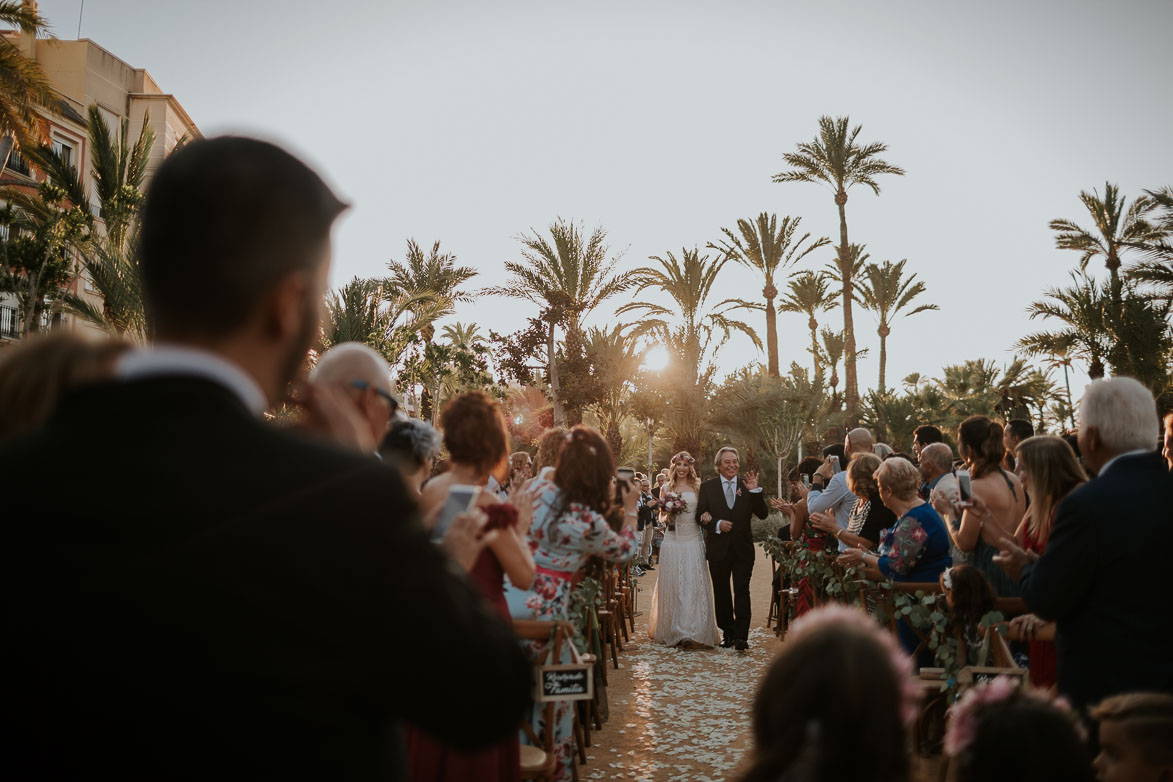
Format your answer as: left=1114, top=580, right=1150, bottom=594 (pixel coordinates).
left=584, top=550, right=782, bottom=782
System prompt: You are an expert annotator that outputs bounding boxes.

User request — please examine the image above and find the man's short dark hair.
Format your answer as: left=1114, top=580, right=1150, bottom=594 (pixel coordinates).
left=821, top=443, right=846, bottom=462
left=913, top=425, right=943, bottom=446
left=140, top=137, right=348, bottom=338
left=1005, top=419, right=1035, bottom=443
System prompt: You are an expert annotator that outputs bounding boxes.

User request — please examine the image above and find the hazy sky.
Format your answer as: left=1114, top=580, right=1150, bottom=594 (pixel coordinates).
left=35, top=0, right=1173, bottom=395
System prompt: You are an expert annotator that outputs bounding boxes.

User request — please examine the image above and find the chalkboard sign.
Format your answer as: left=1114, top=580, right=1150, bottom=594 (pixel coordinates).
left=534, top=664, right=594, bottom=703
left=957, top=666, right=1027, bottom=690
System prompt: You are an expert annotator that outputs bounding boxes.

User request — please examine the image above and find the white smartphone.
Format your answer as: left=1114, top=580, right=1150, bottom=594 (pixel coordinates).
left=802, top=474, right=811, bottom=489
left=829, top=455, right=842, bottom=474
left=430, top=485, right=481, bottom=542
left=616, top=467, right=636, bottom=483
left=957, top=470, right=973, bottom=506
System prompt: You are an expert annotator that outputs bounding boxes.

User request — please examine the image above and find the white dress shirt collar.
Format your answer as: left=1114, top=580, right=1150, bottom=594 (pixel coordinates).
left=1097, top=449, right=1151, bottom=478
left=118, top=345, right=269, bottom=417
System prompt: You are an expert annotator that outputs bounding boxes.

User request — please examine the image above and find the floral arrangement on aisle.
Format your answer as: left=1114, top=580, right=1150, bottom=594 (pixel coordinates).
left=660, top=491, right=688, bottom=531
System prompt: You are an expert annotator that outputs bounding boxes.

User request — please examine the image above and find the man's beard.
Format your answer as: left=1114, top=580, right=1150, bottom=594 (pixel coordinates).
left=278, top=299, right=320, bottom=392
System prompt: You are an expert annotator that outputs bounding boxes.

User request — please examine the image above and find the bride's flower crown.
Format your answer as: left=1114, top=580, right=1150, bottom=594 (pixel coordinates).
left=670, top=452, right=695, bottom=466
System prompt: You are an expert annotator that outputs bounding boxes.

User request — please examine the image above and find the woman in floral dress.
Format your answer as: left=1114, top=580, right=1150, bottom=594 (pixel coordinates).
left=505, top=426, right=639, bottom=782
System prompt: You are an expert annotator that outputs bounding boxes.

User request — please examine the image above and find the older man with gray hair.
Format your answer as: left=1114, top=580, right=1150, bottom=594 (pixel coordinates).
left=919, top=442, right=966, bottom=563
left=311, top=342, right=400, bottom=454
left=996, top=377, right=1173, bottom=708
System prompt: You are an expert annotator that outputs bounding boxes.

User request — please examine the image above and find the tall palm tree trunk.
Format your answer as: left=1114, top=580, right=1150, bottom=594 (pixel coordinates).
left=764, top=283, right=779, bottom=377
left=809, top=318, right=820, bottom=380
left=877, top=323, right=890, bottom=393
left=835, top=193, right=859, bottom=424
left=547, top=320, right=565, bottom=426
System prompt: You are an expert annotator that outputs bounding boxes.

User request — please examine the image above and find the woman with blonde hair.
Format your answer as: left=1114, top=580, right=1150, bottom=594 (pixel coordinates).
left=1008, top=435, right=1086, bottom=688
left=0, top=333, right=131, bottom=441
left=648, top=451, right=721, bottom=647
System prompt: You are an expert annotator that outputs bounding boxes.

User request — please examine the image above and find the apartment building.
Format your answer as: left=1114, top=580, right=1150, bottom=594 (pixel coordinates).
left=0, top=10, right=200, bottom=343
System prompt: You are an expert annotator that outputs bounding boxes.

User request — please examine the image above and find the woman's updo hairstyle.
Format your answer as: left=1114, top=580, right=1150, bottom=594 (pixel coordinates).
left=958, top=415, right=1006, bottom=479
left=554, top=425, right=618, bottom=520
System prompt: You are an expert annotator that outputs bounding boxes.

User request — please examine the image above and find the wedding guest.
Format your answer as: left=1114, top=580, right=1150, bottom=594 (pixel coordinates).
left=769, top=456, right=831, bottom=618
left=637, top=477, right=658, bottom=571
left=0, top=137, right=531, bottom=781
left=1091, top=693, right=1173, bottom=782
left=920, top=442, right=965, bottom=563
left=809, top=430, right=872, bottom=549
left=736, top=604, right=917, bottom=782
left=506, top=425, right=640, bottom=782
left=655, top=472, right=669, bottom=498
left=410, top=391, right=535, bottom=782
left=873, top=442, right=894, bottom=459
left=0, top=332, right=130, bottom=441
left=379, top=418, right=442, bottom=498
left=509, top=451, right=533, bottom=485
left=1163, top=412, right=1173, bottom=470
left=912, top=424, right=944, bottom=460
left=310, top=341, right=399, bottom=454
left=940, top=565, right=997, bottom=666
left=945, top=677, right=1094, bottom=782
left=534, top=426, right=568, bottom=479
left=996, top=377, right=1173, bottom=709
left=838, top=456, right=951, bottom=583
left=1003, top=418, right=1035, bottom=471
left=952, top=416, right=1027, bottom=597
left=810, top=453, right=894, bottom=549
left=1006, top=435, right=1086, bottom=689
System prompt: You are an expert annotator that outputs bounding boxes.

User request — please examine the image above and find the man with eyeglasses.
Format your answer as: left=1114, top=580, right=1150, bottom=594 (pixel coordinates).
left=311, top=342, right=401, bottom=456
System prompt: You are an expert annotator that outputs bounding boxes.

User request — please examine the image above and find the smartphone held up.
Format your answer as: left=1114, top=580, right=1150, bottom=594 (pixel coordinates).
left=430, top=485, right=481, bottom=542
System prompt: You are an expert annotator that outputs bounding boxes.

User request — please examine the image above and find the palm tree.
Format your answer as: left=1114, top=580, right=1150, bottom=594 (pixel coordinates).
left=324, top=277, right=439, bottom=366
left=708, top=213, right=828, bottom=377
left=385, top=239, right=477, bottom=344
left=1126, top=186, right=1173, bottom=298
left=0, top=2, right=54, bottom=162
left=779, top=271, right=837, bottom=380
left=484, top=219, right=628, bottom=426
left=1017, top=271, right=1109, bottom=380
left=55, top=106, right=156, bottom=338
left=1017, top=331, right=1078, bottom=429
left=854, top=259, right=939, bottom=393
left=440, top=321, right=486, bottom=352
left=818, top=327, right=846, bottom=410
left=582, top=325, right=641, bottom=457
left=619, top=247, right=761, bottom=455
left=774, top=115, right=905, bottom=423
left=1049, top=183, right=1162, bottom=310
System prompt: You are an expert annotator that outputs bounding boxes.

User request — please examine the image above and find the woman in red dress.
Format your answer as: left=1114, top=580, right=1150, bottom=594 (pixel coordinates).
left=411, top=392, right=536, bottom=782
left=1009, top=435, right=1087, bottom=689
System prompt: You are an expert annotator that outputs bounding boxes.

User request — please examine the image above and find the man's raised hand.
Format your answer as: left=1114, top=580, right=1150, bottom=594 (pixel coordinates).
left=745, top=470, right=760, bottom=490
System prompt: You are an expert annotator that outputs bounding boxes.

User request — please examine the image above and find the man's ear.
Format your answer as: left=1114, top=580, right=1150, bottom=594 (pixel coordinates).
left=263, top=272, right=310, bottom=341
left=1084, top=426, right=1102, bottom=454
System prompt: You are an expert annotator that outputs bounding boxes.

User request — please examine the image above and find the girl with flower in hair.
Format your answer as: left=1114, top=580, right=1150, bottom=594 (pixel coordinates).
left=736, top=604, right=919, bottom=782
left=648, top=451, right=721, bottom=647
left=945, top=677, right=1093, bottom=782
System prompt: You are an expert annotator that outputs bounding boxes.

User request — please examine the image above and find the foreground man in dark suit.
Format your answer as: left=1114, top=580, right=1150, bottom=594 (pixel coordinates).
left=696, top=447, right=769, bottom=650
left=996, top=377, right=1173, bottom=709
left=0, top=138, right=530, bottom=780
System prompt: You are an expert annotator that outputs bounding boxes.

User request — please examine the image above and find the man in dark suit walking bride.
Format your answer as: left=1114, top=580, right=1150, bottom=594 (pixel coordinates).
left=696, top=446, right=769, bottom=651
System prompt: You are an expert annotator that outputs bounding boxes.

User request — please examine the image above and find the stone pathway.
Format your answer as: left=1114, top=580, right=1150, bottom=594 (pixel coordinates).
left=582, top=550, right=782, bottom=782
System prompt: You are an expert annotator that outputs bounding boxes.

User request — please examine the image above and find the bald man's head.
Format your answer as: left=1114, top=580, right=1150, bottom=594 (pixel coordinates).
left=845, top=427, right=874, bottom=457
left=311, top=342, right=398, bottom=449
left=919, top=442, right=954, bottom=480
left=312, top=342, right=393, bottom=391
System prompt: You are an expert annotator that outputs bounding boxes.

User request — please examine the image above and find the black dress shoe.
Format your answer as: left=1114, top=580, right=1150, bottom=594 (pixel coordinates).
left=734, top=639, right=749, bottom=652
left=720, top=636, right=734, bottom=648
left=643, top=564, right=655, bottom=571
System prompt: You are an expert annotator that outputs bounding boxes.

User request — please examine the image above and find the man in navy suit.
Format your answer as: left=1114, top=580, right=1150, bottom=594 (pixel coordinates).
left=696, top=446, right=769, bottom=651
left=996, top=377, right=1173, bottom=709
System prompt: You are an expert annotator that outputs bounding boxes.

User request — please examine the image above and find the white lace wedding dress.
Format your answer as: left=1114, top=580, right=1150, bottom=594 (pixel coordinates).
left=648, top=490, right=721, bottom=647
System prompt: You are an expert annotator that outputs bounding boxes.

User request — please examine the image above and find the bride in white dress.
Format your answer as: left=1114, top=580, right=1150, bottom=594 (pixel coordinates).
left=648, top=452, right=721, bottom=647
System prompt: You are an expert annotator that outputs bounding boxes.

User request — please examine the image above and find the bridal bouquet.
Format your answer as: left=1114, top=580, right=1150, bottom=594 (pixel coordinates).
left=660, top=491, right=687, bottom=531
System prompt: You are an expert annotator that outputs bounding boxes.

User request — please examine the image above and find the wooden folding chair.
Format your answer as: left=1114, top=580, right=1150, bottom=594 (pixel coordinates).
left=513, top=619, right=574, bottom=782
